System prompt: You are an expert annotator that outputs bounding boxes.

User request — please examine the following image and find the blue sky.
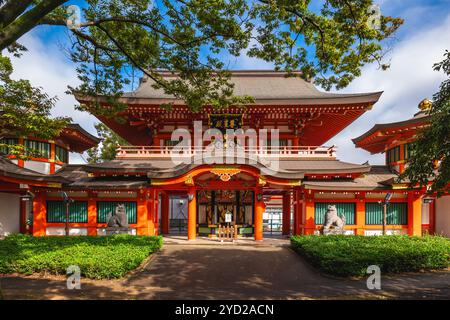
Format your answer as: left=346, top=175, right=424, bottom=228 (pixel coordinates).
left=6, top=0, right=450, bottom=164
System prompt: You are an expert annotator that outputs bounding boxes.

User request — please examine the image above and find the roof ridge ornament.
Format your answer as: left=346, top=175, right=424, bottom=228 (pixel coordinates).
left=418, top=98, right=432, bottom=111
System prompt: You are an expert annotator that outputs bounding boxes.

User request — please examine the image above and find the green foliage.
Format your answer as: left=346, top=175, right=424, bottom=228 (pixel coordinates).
left=0, top=55, right=70, bottom=142
left=0, top=141, right=42, bottom=159
left=400, top=51, right=450, bottom=196
left=291, top=235, right=450, bottom=277
left=0, top=0, right=403, bottom=115
left=0, top=234, right=163, bottom=279
left=86, top=123, right=128, bottom=163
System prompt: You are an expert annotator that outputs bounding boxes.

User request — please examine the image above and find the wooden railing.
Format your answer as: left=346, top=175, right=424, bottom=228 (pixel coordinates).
left=116, top=145, right=336, bottom=159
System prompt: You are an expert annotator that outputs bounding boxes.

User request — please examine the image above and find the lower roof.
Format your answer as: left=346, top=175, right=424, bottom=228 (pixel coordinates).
left=60, top=124, right=101, bottom=153
left=81, top=157, right=371, bottom=176
left=352, top=112, right=430, bottom=154
left=302, top=166, right=397, bottom=190
left=1, top=156, right=395, bottom=191
left=0, top=157, right=68, bottom=184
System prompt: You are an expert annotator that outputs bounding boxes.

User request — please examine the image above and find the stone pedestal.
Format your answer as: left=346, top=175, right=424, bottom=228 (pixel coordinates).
left=105, top=227, right=134, bottom=235
left=322, top=228, right=345, bottom=235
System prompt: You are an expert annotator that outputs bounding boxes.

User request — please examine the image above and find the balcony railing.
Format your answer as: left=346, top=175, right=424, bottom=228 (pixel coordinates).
left=116, top=145, right=336, bottom=159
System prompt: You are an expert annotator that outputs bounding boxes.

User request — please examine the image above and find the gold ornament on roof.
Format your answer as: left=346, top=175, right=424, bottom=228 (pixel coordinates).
left=210, top=168, right=241, bottom=181
left=418, top=98, right=432, bottom=111
left=184, top=174, right=194, bottom=185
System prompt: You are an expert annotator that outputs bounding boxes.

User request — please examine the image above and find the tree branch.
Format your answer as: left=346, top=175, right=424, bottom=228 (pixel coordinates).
left=39, top=15, right=233, bottom=48
left=70, top=29, right=117, bottom=52
left=0, top=0, right=33, bottom=28
left=94, top=23, right=170, bottom=93
left=0, top=0, right=68, bottom=50
left=257, top=0, right=327, bottom=61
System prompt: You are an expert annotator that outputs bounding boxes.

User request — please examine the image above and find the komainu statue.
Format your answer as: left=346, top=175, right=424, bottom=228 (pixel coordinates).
left=107, top=203, right=129, bottom=228
left=321, top=205, right=346, bottom=235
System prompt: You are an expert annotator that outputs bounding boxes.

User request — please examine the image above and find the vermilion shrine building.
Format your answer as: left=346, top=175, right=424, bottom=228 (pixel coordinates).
left=0, top=71, right=448, bottom=238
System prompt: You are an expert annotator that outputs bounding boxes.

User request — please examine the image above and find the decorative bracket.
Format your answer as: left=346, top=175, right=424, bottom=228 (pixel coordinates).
left=210, top=168, right=241, bottom=182
left=184, top=174, right=195, bottom=186
left=258, top=176, right=267, bottom=186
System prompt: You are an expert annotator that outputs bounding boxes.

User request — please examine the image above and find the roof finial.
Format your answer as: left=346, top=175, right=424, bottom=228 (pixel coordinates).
left=418, top=98, right=432, bottom=111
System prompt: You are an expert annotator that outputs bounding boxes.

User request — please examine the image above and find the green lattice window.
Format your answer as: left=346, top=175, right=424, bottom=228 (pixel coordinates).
left=386, top=146, right=400, bottom=163
left=97, top=201, right=137, bottom=224
left=404, top=143, right=415, bottom=160
left=0, top=138, right=19, bottom=154
left=365, top=202, right=408, bottom=225
left=55, top=145, right=68, bottom=163
left=315, top=202, right=355, bottom=225
left=25, top=139, right=50, bottom=158
left=46, top=201, right=88, bottom=223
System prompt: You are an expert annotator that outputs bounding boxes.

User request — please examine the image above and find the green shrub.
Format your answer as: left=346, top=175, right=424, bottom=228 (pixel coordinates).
left=0, top=234, right=163, bottom=279
left=291, top=235, right=450, bottom=277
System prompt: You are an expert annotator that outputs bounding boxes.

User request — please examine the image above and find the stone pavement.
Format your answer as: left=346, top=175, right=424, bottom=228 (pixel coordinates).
left=1, top=237, right=449, bottom=299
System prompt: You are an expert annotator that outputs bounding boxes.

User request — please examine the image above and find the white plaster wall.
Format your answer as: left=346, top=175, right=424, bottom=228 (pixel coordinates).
left=422, top=203, right=430, bottom=224
left=435, top=196, right=450, bottom=237
left=0, top=192, right=20, bottom=236
left=364, top=229, right=407, bottom=236
left=97, top=228, right=136, bottom=236
left=46, top=227, right=88, bottom=236
left=24, top=160, right=50, bottom=174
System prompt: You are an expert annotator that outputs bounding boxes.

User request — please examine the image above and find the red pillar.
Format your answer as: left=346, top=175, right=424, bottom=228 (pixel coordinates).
left=87, top=192, right=97, bottom=236
left=293, top=189, right=298, bottom=235
left=304, top=190, right=315, bottom=235
left=254, top=187, right=264, bottom=241
left=136, top=193, right=149, bottom=235
left=282, top=192, right=291, bottom=235
left=32, top=191, right=46, bottom=236
left=187, top=187, right=197, bottom=240
left=49, top=142, right=56, bottom=174
left=399, top=144, right=405, bottom=174
left=429, top=198, right=436, bottom=234
left=408, top=192, right=422, bottom=236
left=149, top=189, right=158, bottom=235
left=161, top=192, right=170, bottom=234
left=293, top=188, right=303, bottom=235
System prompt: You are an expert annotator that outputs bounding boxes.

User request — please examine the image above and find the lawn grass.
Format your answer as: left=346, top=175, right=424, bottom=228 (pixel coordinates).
left=0, top=234, right=163, bottom=279
left=291, top=235, right=450, bottom=277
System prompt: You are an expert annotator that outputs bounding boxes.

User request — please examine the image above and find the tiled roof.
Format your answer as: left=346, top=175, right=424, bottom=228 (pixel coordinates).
left=81, top=157, right=371, bottom=178
left=302, top=166, right=397, bottom=190
left=121, top=71, right=383, bottom=105
left=0, top=157, right=68, bottom=183
left=76, top=71, right=382, bottom=107
left=69, top=177, right=149, bottom=189
left=352, top=111, right=430, bottom=146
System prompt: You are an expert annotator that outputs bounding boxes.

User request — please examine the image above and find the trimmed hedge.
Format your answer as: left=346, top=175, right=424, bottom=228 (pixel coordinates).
left=291, top=235, right=450, bottom=277
left=0, top=234, right=163, bottom=279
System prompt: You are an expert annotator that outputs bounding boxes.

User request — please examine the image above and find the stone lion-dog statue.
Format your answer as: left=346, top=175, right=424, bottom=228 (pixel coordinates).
left=321, top=205, right=346, bottom=235
left=107, top=203, right=129, bottom=228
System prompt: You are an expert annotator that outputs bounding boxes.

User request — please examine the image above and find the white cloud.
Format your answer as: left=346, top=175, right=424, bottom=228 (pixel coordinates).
left=7, top=29, right=98, bottom=164
left=327, top=12, right=450, bottom=165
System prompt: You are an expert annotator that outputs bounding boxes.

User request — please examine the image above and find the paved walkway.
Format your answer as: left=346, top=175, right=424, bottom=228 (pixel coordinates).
left=1, top=239, right=449, bottom=299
